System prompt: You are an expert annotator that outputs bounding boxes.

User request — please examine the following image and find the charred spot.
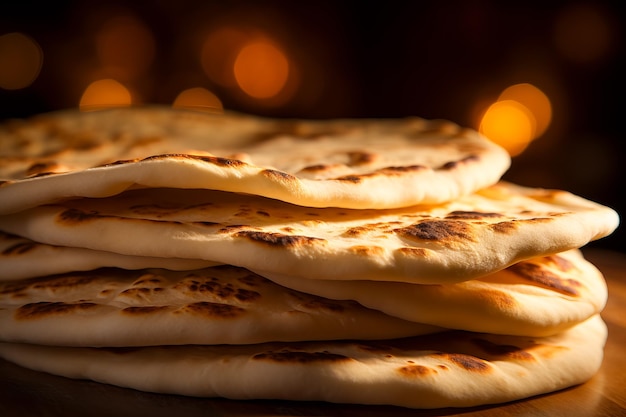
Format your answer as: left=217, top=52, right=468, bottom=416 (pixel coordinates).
left=57, top=208, right=106, bottom=224
left=261, top=169, right=297, bottom=183
left=471, top=338, right=535, bottom=361
left=489, top=221, right=518, bottom=234
left=296, top=295, right=346, bottom=313
left=15, top=301, right=98, bottom=320
left=141, top=154, right=246, bottom=168
left=99, top=158, right=139, bottom=167
left=180, top=301, right=245, bottom=318
left=299, top=164, right=331, bottom=173
left=193, top=221, right=221, bottom=227
left=376, top=165, right=427, bottom=174
left=446, top=211, right=504, bottom=220
left=334, top=174, right=363, bottom=183
left=32, top=274, right=98, bottom=290
left=348, top=245, right=385, bottom=257
left=507, top=263, right=580, bottom=296
left=2, top=242, right=38, bottom=255
left=237, top=274, right=267, bottom=287
left=341, top=226, right=370, bottom=237
left=439, top=155, right=479, bottom=170
left=0, top=282, right=30, bottom=296
left=256, top=210, right=270, bottom=217
left=235, top=288, right=261, bottom=302
left=347, top=151, right=378, bottom=165
left=183, top=280, right=235, bottom=298
left=395, top=220, right=475, bottom=242
left=398, top=364, right=436, bottom=377
left=396, top=247, right=430, bottom=258
left=253, top=350, right=351, bottom=363
left=543, top=254, right=574, bottom=272
left=122, top=306, right=169, bottom=315
left=435, top=353, right=491, bottom=373
left=218, top=224, right=251, bottom=233
left=26, top=162, right=60, bottom=176
left=234, top=230, right=326, bottom=248
left=133, top=276, right=163, bottom=286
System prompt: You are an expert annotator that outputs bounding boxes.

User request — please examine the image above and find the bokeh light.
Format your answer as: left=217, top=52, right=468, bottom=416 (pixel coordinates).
left=0, top=32, right=43, bottom=90
left=79, top=79, right=132, bottom=111
left=479, top=99, right=536, bottom=157
left=173, top=87, right=223, bottom=112
left=498, top=83, right=552, bottom=139
left=233, top=39, right=290, bottom=100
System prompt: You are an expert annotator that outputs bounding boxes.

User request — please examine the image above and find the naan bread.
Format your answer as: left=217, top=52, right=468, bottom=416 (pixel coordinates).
left=0, top=182, right=618, bottom=284
left=0, top=315, right=607, bottom=409
left=0, top=266, right=439, bottom=347
left=0, top=232, right=217, bottom=281
left=0, top=106, right=511, bottom=213
left=258, top=249, right=607, bottom=336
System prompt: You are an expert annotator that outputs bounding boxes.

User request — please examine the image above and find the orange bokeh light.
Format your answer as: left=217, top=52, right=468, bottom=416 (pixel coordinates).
left=173, top=87, right=223, bottom=113
left=233, top=40, right=290, bottom=99
left=0, top=32, right=43, bottom=90
left=498, top=83, right=552, bottom=139
left=478, top=83, right=552, bottom=157
left=479, top=99, right=536, bottom=157
left=79, top=79, right=132, bottom=111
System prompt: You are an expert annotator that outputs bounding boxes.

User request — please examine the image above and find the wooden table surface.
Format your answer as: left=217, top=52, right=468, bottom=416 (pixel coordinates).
left=1, top=248, right=624, bottom=417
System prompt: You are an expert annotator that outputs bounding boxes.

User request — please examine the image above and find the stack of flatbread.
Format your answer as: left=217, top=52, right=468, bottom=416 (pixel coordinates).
left=0, top=107, right=619, bottom=409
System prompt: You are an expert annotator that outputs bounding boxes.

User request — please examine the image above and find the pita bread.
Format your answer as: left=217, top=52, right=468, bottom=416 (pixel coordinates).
left=0, top=106, right=511, bottom=213
left=0, top=182, right=618, bottom=284
left=258, top=249, right=607, bottom=336
left=0, top=231, right=217, bottom=280
left=0, top=266, right=440, bottom=347
left=0, top=315, right=607, bottom=409
left=0, top=231, right=218, bottom=281
left=0, top=233, right=605, bottom=336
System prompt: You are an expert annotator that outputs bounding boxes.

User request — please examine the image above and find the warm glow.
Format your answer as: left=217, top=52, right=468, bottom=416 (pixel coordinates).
left=96, top=15, right=155, bottom=80
left=498, top=83, right=552, bottom=138
left=233, top=40, right=289, bottom=99
left=553, top=3, right=614, bottom=64
left=479, top=100, right=536, bottom=157
left=0, top=32, right=43, bottom=90
left=79, top=79, right=132, bottom=111
left=173, top=87, right=223, bottom=112
left=201, top=27, right=248, bottom=88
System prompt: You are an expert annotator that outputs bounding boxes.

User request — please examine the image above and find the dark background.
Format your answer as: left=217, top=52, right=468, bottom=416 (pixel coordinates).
left=1, top=0, right=623, bottom=252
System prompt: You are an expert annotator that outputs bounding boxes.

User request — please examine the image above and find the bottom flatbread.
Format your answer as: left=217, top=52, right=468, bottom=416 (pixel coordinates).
left=0, top=315, right=606, bottom=409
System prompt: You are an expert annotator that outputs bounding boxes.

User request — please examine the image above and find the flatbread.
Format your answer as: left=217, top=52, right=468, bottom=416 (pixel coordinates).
left=0, top=232, right=605, bottom=336
left=0, top=231, right=218, bottom=281
left=258, top=249, right=607, bottom=336
left=0, top=182, right=618, bottom=284
left=0, top=266, right=439, bottom=347
left=0, top=106, right=511, bottom=213
left=0, top=315, right=607, bottom=409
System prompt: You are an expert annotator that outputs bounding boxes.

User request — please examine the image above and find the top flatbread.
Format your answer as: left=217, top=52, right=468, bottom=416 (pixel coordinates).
left=0, top=182, right=618, bottom=285
left=0, top=106, right=510, bottom=213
